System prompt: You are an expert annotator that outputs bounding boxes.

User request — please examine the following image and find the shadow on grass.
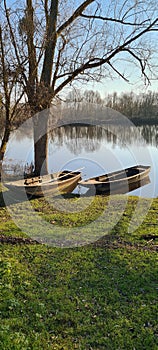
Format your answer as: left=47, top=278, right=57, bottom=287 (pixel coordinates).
left=0, top=188, right=36, bottom=208
left=0, top=191, right=6, bottom=207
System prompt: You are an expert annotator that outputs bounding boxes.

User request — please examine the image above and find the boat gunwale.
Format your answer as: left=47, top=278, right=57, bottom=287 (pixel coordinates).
left=79, top=165, right=151, bottom=186
left=4, top=171, right=81, bottom=189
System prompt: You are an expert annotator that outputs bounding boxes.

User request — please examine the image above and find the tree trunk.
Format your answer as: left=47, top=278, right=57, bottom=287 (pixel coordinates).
left=33, top=112, right=49, bottom=176
left=0, top=124, right=11, bottom=179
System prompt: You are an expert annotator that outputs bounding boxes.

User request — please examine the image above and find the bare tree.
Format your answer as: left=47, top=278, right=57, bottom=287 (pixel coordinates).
left=1, top=0, right=158, bottom=175
left=0, top=23, right=26, bottom=177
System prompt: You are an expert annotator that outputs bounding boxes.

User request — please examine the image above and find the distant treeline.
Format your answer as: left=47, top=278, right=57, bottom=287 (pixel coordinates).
left=105, top=91, right=158, bottom=120
left=66, top=90, right=158, bottom=123
left=1, top=90, right=158, bottom=129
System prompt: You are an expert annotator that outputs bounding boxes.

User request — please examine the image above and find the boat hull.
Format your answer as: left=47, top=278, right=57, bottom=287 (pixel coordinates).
left=79, top=165, right=151, bottom=194
left=4, top=171, right=81, bottom=198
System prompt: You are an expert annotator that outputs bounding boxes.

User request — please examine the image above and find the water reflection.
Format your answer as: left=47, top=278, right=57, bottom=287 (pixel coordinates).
left=50, top=125, right=114, bottom=154
left=2, top=123, right=158, bottom=151
left=50, top=125, right=158, bottom=154
left=50, top=124, right=144, bottom=152
left=50, top=124, right=158, bottom=148
left=140, top=125, right=158, bottom=146
left=2, top=123, right=158, bottom=197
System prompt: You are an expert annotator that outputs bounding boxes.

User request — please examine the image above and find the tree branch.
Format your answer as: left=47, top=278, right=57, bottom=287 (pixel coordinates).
left=40, top=0, right=58, bottom=86
left=54, top=17, right=158, bottom=95
left=0, top=25, right=9, bottom=108
left=80, top=13, right=149, bottom=27
left=57, top=0, right=95, bottom=35
left=107, top=61, right=129, bottom=82
left=52, top=35, right=67, bottom=90
left=10, top=90, right=25, bottom=121
left=44, top=0, right=49, bottom=29
left=3, top=0, right=27, bottom=86
left=26, top=0, right=38, bottom=99
left=124, top=48, right=150, bottom=84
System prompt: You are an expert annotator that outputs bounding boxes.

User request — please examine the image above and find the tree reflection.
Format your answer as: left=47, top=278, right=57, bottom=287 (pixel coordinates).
left=49, top=124, right=146, bottom=154
left=50, top=125, right=114, bottom=154
left=3, top=123, right=158, bottom=161
left=140, top=125, right=158, bottom=146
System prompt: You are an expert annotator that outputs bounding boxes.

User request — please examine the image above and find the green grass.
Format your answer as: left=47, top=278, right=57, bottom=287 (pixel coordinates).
left=0, top=187, right=158, bottom=349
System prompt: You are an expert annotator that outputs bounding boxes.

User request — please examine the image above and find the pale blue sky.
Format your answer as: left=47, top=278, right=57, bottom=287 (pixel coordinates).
left=88, top=76, right=158, bottom=98
left=66, top=0, right=158, bottom=97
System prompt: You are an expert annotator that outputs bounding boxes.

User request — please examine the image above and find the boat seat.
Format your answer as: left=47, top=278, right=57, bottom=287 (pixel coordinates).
left=24, top=177, right=41, bottom=185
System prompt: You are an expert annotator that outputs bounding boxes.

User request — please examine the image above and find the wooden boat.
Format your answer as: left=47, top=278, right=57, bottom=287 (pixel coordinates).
left=4, top=170, right=81, bottom=197
left=79, top=165, right=151, bottom=194
left=84, top=175, right=151, bottom=196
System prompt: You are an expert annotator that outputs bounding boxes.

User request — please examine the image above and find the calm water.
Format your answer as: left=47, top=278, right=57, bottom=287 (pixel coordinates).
left=3, top=123, right=158, bottom=198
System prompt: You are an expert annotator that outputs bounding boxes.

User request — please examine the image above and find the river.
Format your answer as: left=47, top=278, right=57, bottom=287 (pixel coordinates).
left=3, top=123, right=158, bottom=198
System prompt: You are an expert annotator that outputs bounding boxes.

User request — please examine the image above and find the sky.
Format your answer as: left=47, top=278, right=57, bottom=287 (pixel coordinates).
left=67, top=0, right=158, bottom=98
left=73, top=0, right=158, bottom=97
left=88, top=77, right=158, bottom=98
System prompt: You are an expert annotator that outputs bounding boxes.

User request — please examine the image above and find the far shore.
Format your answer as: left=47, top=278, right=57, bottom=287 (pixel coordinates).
left=1, top=114, right=158, bottom=132
left=57, top=116, right=158, bottom=127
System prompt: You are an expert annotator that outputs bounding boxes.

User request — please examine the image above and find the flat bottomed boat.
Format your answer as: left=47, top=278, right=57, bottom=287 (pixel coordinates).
left=4, top=170, right=81, bottom=197
left=79, top=165, right=151, bottom=194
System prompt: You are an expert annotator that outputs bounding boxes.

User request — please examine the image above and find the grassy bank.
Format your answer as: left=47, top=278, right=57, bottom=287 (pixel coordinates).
left=0, top=186, right=158, bottom=349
